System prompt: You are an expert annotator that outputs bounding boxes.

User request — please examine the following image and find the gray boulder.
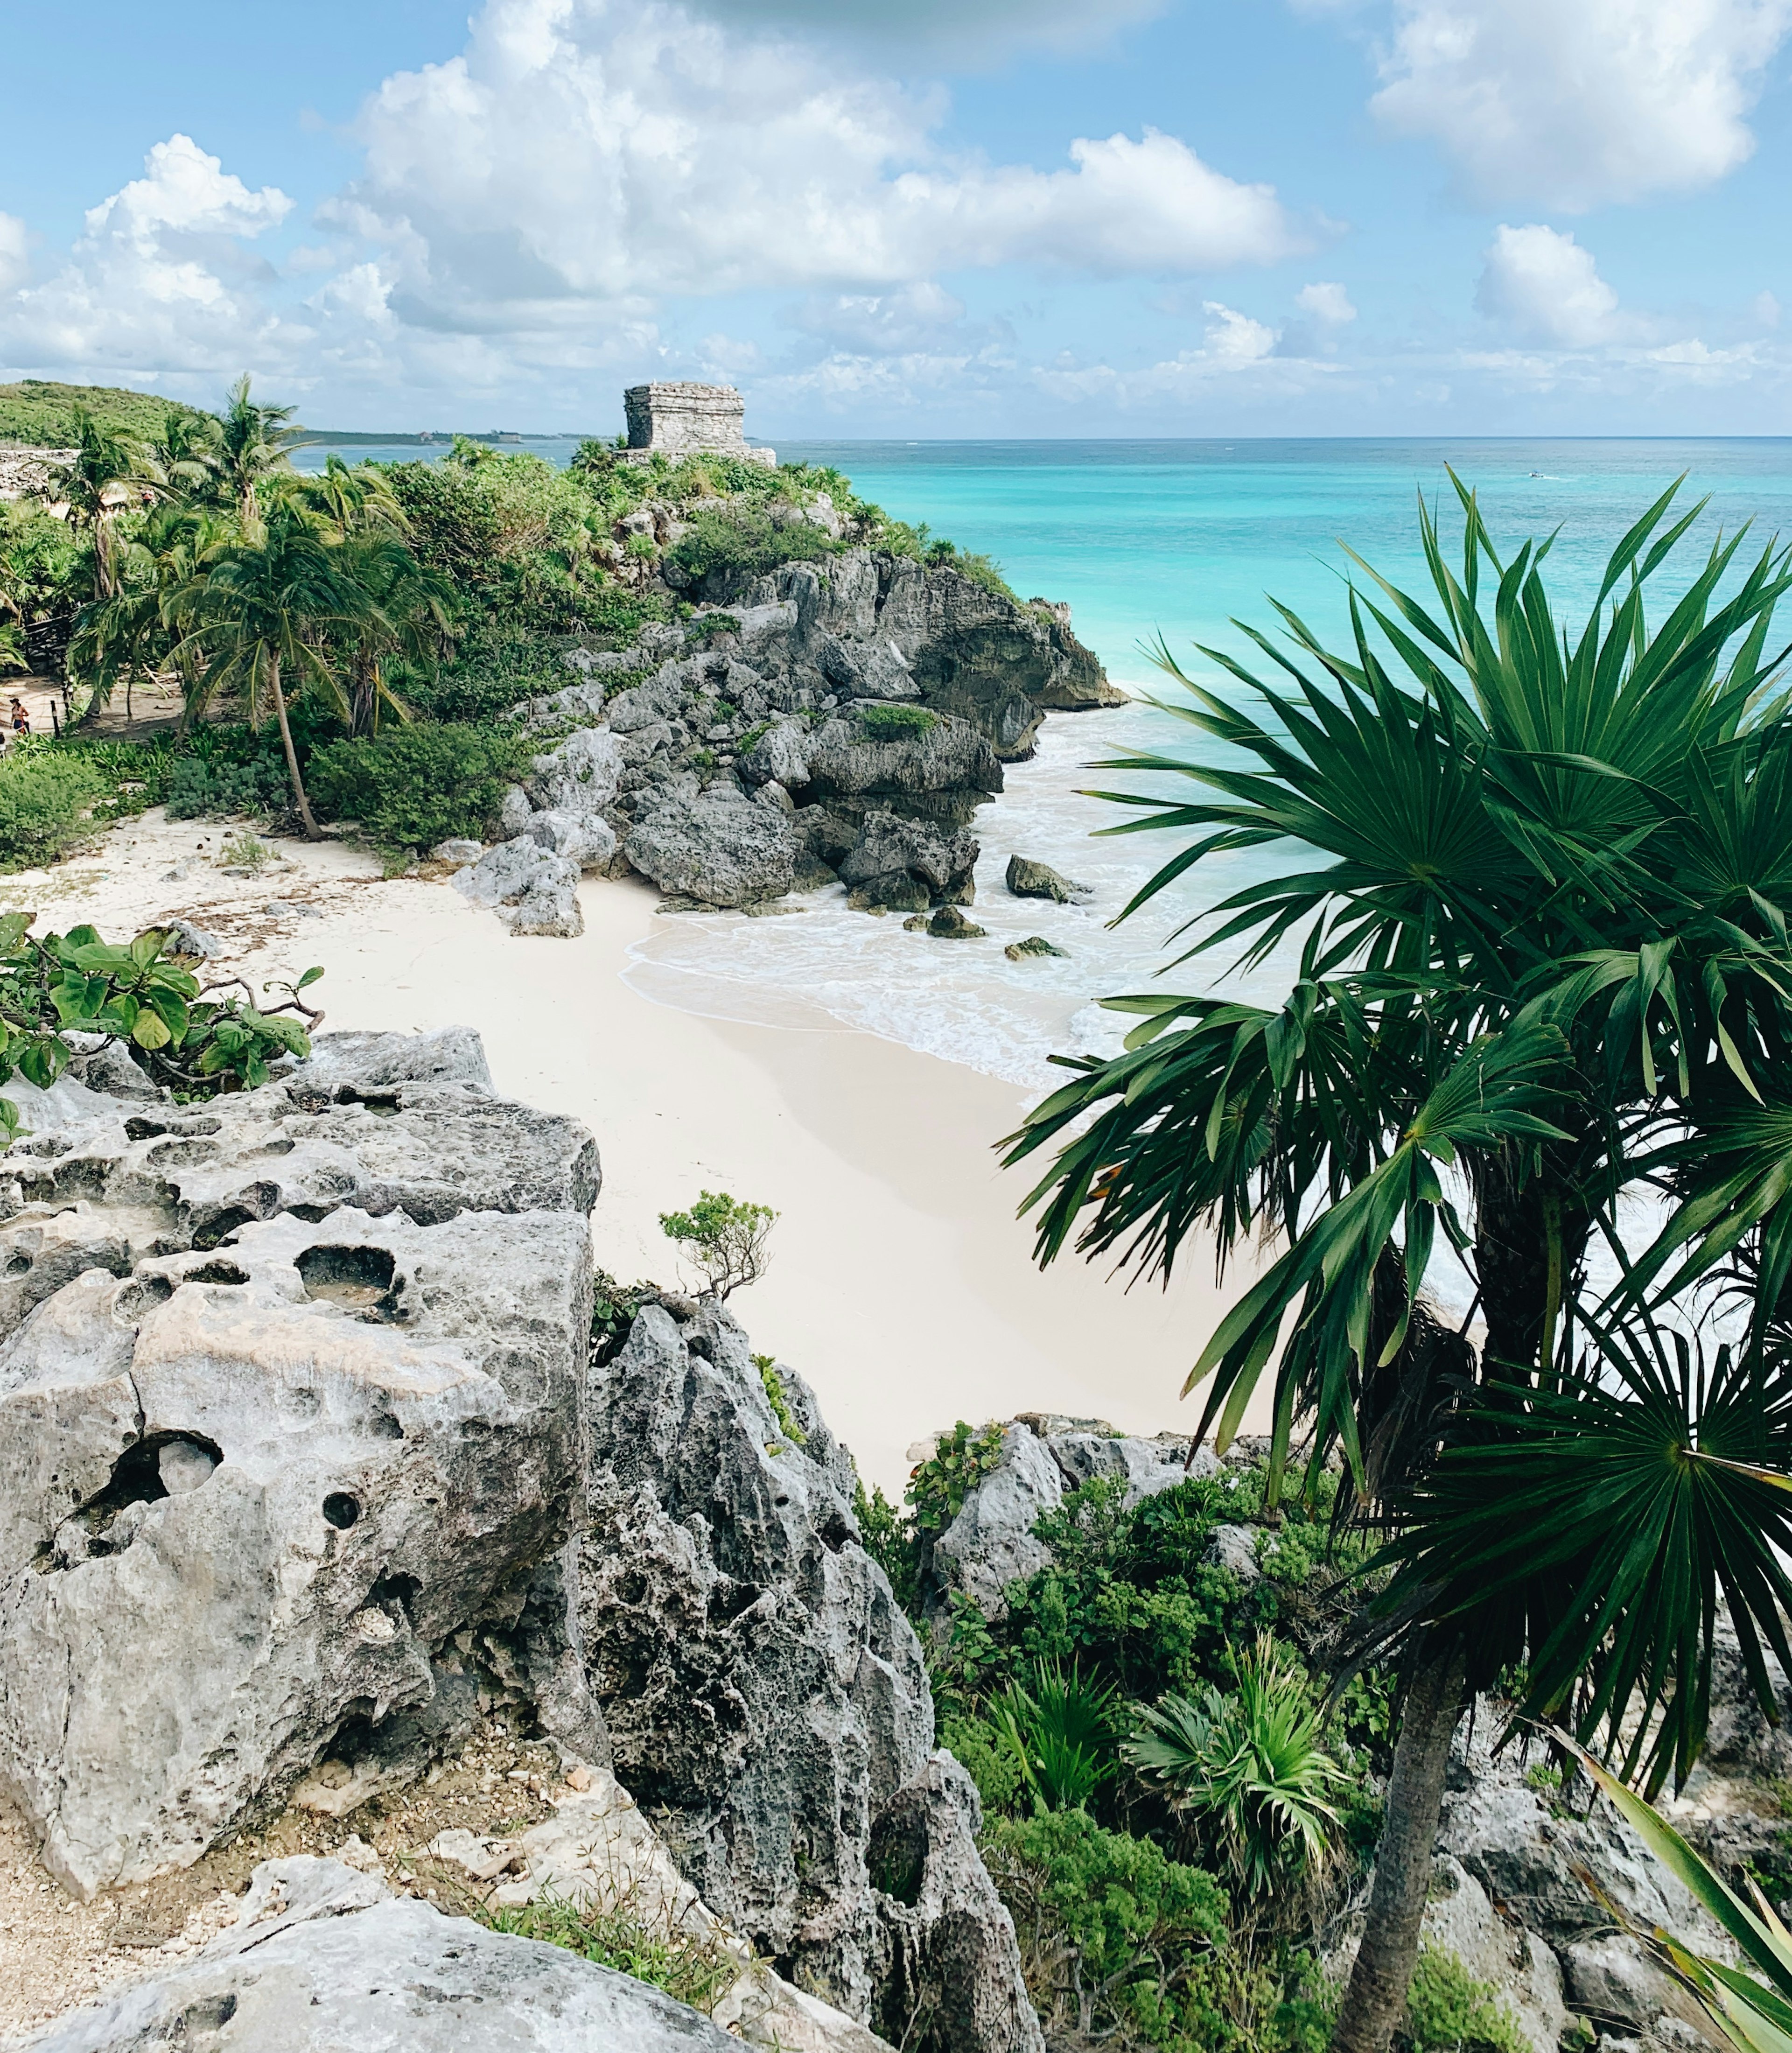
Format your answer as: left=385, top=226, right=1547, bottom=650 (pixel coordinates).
left=868, top=1754, right=1044, bottom=2053
left=290, top=1025, right=493, bottom=1097
left=530, top=725, right=627, bottom=817
left=1004, top=855, right=1087, bottom=904
left=928, top=1427, right=1063, bottom=1621
left=524, top=806, right=620, bottom=869
left=580, top=1299, right=931, bottom=2016
left=20, top=1856, right=743, bottom=2052
left=626, top=791, right=798, bottom=906
left=162, top=918, right=223, bottom=960
left=838, top=812, right=979, bottom=908
left=0, top=1034, right=603, bottom=1897
left=454, top=837, right=584, bottom=938
left=739, top=717, right=815, bottom=791
left=805, top=708, right=1001, bottom=808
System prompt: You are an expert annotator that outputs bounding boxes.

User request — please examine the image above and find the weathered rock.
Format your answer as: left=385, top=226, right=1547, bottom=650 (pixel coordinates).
left=20, top=1855, right=745, bottom=2052
left=626, top=791, right=798, bottom=907
left=500, top=784, right=535, bottom=836
left=922, top=907, right=985, bottom=939
left=432, top=837, right=484, bottom=866
left=1205, top=1524, right=1262, bottom=1583
left=531, top=725, right=627, bottom=817
left=867, top=1754, right=1045, bottom=2053
left=1004, top=937, right=1068, bottom=960
left=1561, top=1933, right=1678, bottom=2033
left=285, top=1025, right=493, bottom=1097
left=1004, top=856, right=1087, bottom=904
left=524, top=806, right=620, bottom=869
left=454, top=836, right=585, bottom=938
left=806, top=708, right=1002, bottom=810
left=740, top=718, right=814, bottom=791
left=838, top=812, right=978, bottom=908
left=928, top=1427, right=1062, bottom=1622
left=581, top=1299, right=932, bottom=2017
left=0, top=1033, right=603, bottom=1897
left=162, top=918, right=223, bottom=960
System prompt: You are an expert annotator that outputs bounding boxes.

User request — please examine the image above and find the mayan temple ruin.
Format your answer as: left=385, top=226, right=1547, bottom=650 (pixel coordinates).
left=622, top=381, right=776, bottom=466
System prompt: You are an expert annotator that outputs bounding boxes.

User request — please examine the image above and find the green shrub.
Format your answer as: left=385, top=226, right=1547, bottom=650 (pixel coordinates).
left=0, top=751, right=104, bottom=866
left=1403, top=1946, right=1529, bottom=2053
left=983, top=1810, right=1227, bottom=2052
left=987, top=1661, right=1120, bottom=1814
left=910, top=1420, right=1008, bottom=1542
left=753, top=1352, right=807, bottom=1444
left=854, top=1477, right=918, bottom=1611
left=658, top=1189, right=777, bottom=1300
left=664, top=505, right=835, bottom=589
left=940, top=1712, right=1027, bottom=1815
left=308, top=722, right=531, bottom=855
left=166, top=753, right=290, bottom=820
left=859, top=703, right=938, bottom=741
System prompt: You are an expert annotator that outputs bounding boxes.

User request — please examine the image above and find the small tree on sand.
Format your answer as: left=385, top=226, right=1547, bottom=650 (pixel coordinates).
left=659, top=1191, right=777, bottom=1300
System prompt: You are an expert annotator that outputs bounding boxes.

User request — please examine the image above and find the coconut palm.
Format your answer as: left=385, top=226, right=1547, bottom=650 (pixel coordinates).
left=148, top=409, right=224, bottom=508
left=175, top=505, right=371, bottom=836
left=330, top=532, right=454, bottom=736
left=41, top=407, right=159, bottom=600
left=70, top=503, right=225, bottom=725
left=1003, top=476, right=1792, bottom=2053
left=217, top=375, right=310, bottom=537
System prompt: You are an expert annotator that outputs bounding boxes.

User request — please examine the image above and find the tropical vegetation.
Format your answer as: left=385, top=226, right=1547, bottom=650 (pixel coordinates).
left=1001, top=475, right=1792, bottom=2050
left=0, top=378, right=988, bottom=870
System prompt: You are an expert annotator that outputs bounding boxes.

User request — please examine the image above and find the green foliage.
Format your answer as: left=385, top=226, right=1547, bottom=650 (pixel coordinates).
left=987, top=1661, right=1120, bottom=1813
left=941, top=1711, right=1028, bottom=1815
left=658, top=1189, right=778, bottom=1299
left=0, top=750, right=105, bottom=867
left=0, top=918, right=319, bottom=1131
left=753, top=1351, right=807, bottom=1444
left=854, top=1477, right=917, bottom=1610
left=166, top=751, right=291, bottom=820
left=909, top=1420, right=1008, bottom=1543
left=0, top=379, right=215, bottom=449
left=308, top=722, right=531, bottom=856
left=1127, top=1636, right=1347, bottom=1898
left=590, top=1269, right=663, bottom=1366
left=984, top=1809, right=1228, bottom=2053
left=859, top=703, right=938, bottom=741
left=1402, top=1947, right=1529, bottom=2053
left=664, top=504, right=836, bottom=589
left=478, top=1891, right=739, bottom=2015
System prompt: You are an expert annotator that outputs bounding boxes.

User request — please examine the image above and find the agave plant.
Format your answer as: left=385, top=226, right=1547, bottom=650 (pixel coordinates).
left=1126, top=1635, right=1347, bottom=1899
left=988, top=1660, right=1119, bottom=1814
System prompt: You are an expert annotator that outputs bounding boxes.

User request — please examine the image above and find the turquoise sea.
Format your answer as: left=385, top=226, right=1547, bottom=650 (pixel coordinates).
left=301, top=437, right=1792, bottom=1086
left=631, top=441, right=1792, bottom=1088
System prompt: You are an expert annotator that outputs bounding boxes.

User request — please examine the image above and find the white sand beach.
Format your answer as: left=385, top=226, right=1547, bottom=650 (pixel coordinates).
left=22, top=810, right=1262, bottom=1493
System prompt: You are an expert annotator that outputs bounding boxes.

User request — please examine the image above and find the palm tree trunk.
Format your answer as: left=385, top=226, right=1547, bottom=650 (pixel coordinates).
left=266, top=652, right=322, bottom=841
left=1332, top=1637, right=1468, bottom=2053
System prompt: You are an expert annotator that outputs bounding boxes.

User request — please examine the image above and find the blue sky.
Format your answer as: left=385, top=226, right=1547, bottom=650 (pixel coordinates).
left=2, top=0, right=1789, bottom=436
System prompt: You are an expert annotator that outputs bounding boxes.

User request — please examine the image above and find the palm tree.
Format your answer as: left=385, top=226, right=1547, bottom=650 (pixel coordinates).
left=41, top=407, right=158, bottom=600
left=70, top=503, right=224, bottom=726
left=331, top=532, right=454, bottom=736
left=1003, top=477, right=1792, bottom=2053
left=217, top=375, right=311, bottom=537
left=175, top=504, right=371, bottom=836
left=148, top=409, right=224, bottom=507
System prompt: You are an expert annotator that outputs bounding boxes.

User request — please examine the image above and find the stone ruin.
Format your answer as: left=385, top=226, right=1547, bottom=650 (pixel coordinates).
left=623, top=382, right=776, bottom=468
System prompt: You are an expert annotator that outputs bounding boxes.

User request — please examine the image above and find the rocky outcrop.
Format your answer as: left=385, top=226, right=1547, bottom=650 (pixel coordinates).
left=839, top=812, right=979, bottom=912
left=21, top=1854, right=747, bottom=2052
left=1004, top=855, right=1087, bottom=904
left=0, top=1032, right=603, bottom=1899
left=454, top=837, right=586, bottom=936
left=923, top=1417, right=1207, bottom=1627
left=578, top=1297, right=1038, bottom=2049
left=625, top=787, right=799, bottom=906
left=469, top=545, right=1116, bottom=929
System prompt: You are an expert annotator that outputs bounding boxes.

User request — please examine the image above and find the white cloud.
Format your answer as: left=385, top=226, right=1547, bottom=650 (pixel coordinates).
left=1371, top=0, right=1792, bottom=209
left=0, top=135, right=304, bottom=377
left=335, top=0, right=1297, bottom=330
left=0, top=215, right=27, bottom=296
left=1202, top=301, right=1278, bottom=364
left=1296, top=280, right=1357, bottom=324
left=793, top=280, right=971, bottom=352
left=1475, top=224, right=1625, bottom=346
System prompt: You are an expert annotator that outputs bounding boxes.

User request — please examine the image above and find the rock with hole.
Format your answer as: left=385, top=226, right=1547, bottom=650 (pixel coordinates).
left=0, top=1031, right=605, bottom=1898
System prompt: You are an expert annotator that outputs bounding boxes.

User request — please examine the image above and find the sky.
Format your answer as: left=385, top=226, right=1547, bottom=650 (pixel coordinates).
left=1, top=0, right=1790, bottom=437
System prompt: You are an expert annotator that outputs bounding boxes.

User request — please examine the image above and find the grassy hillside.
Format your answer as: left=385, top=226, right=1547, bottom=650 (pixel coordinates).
left=0, top=380, right=216, bottom=448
